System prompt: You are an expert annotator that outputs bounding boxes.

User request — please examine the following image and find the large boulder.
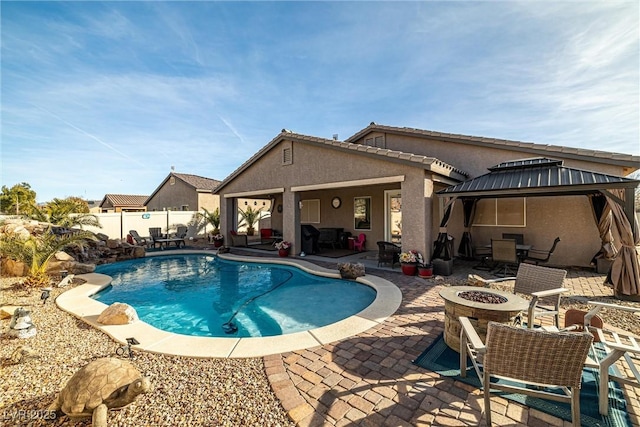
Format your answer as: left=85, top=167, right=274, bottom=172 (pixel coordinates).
left=337, top=262, right=366, bottom=279
left=97, top=303, right=139, bottom=325
left=3, top=259, right=27, bottom=277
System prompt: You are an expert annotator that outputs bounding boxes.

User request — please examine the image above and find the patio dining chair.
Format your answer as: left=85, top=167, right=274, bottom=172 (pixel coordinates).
left=459, top=317, right=593, bottom=426
left=523, top=237, right=561, bottom=266
left=490, top=238, right=518, bottom=277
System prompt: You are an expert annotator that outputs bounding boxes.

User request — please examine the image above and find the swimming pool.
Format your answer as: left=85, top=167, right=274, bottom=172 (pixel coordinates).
left=94, top=254, right=377, bottom=338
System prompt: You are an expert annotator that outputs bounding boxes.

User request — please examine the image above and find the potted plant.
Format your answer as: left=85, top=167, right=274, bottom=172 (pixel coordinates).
left=274, top=241, right=291, bottom=257
left=417, top=262, right=433, bottom=278
left=238, top=206, right=263, bottom=236
left=212, top=233, right=224, bottom=248
left=399, top=250, right=423, bottom=276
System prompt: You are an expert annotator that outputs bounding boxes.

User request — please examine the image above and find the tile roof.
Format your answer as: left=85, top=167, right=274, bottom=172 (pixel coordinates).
left=101, top=194, right=148, bottom=207
left=346, top=123, right=640, bottom=167
left=172, top=173, right=221, bottom=191
left=214, top=130, right=469, bottom=193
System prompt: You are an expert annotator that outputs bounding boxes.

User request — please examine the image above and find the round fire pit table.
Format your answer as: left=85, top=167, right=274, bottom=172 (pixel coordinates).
left=439, top=285, right=529, bottom=352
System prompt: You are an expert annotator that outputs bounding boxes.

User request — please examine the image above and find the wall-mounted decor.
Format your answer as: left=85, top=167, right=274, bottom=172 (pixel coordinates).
left=277, top=204, right=283, bottom=213
left=331, top=197, right=342, bottom=209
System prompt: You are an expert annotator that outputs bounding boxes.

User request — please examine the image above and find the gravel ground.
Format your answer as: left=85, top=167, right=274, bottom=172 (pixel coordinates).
left=0, top=277, right=294, bottom=427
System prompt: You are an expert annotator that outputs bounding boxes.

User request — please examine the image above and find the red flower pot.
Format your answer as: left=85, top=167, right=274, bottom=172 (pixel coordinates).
left=401, top=263, right=417, bottom=276
left=418, top=265, right=433, bottom=278
left=213, top=240, right=223, bottom=248
left=278, top=249, right=289, bottom=257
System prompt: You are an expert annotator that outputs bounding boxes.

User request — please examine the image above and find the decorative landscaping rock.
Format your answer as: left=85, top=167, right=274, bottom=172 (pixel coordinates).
left=467, top=274, right=489, bottom=287
left=10, top=345, right=36, bottom=364
left=97, top=303, right=139, bottom=325
left=8, top=307, right=37, bottom=339
left=48, top=357, right=151, bottom=427
left=337, top=262, right=365, bottom=279
left=0, top=305, right=21, bottom=319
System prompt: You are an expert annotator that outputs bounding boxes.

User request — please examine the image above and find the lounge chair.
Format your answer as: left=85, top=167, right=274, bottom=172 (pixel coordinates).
left=129, top=230, right=149, bottom=247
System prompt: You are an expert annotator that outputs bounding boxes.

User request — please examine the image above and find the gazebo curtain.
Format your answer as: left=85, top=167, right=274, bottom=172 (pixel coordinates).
left=431, top=198, right=455, bottom=261
left=602, top=189, right=640, bottom=297
left=589, top=193, right=617, bottom=264
left=457, top=198, right=477, bottom=259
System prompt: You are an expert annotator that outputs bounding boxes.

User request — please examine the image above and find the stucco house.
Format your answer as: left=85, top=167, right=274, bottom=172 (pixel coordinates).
left=145, top=172, right=221, bottom=212
left=213, top=123, right=639, bottom=269
left=99, top=194, right=148, bottom=213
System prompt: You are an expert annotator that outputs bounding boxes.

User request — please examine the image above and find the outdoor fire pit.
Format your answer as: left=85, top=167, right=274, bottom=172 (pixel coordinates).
left=439, top=286, right=529, bottom=352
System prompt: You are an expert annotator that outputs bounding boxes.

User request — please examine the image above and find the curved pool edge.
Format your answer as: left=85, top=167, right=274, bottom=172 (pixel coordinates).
left=55, top=250, right=402, bottom=359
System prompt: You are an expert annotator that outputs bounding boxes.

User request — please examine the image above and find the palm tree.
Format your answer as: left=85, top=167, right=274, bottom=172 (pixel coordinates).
left=238, top=206, right=263, bottom=236
left=0, top=226, right=97, bottom=288
left=29, top=198, right=101, bottom=229
left=194, top=207, right=221, bottom=234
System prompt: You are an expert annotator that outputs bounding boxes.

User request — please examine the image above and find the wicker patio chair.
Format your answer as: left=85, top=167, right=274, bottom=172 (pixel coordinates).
left=459, top=318, right=593, bottom=426
left=376, top=241, right=401, bottom=268
left=510, top=263, right=568, bottom=329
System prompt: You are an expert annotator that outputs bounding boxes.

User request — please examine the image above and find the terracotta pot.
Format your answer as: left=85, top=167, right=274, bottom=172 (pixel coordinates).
left=278, top=249, right=289, bottom=257
left=418, top=265, right=433, bottom=278
left=401, top=263, right=417, bottom=276
left=213, top=240, right=223, bottom=248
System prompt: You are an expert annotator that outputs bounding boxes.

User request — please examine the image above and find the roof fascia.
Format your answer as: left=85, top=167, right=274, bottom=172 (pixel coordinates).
left=347, top=124, right=640, bottom=169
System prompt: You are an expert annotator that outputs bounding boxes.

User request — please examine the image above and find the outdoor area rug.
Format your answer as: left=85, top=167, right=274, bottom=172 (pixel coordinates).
left=413, top=333, right=631, bottom=427
left=316, top=249, right=359, bottom=258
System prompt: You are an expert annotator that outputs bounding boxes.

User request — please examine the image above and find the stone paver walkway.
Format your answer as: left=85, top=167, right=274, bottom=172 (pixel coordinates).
left=242, top=251, right=640, bottom=427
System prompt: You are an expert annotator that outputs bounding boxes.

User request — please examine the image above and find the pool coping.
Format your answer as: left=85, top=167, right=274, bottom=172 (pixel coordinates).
left=54, top=250, right=402, bottom=358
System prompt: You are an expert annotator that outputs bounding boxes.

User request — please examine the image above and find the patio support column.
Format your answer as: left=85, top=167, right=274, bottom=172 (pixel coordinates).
left=282, top=190, right=301, bottom=255
left=400, top=172, right=434, bottom=259
left=220, top=196, right=235, bottom=239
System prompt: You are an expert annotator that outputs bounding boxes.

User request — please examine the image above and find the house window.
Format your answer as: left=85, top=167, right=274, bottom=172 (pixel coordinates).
left=354, top=197, right=371, bottom=230
left=170, top=177, right=175, bottom=185
left=473, top=198, right=526, bottom=227
left=300, top=199, right=320, bottom=223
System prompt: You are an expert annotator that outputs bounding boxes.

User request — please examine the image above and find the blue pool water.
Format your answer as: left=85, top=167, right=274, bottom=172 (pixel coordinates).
left=93, top=254, right=376, bottom=338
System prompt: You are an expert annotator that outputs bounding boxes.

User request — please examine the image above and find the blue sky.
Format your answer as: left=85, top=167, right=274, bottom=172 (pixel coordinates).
left=2, top=1, right=638, bottom=203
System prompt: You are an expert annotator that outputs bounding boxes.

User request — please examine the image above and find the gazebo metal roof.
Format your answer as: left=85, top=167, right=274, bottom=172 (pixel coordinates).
left=437, top=158, right=639, bottom=199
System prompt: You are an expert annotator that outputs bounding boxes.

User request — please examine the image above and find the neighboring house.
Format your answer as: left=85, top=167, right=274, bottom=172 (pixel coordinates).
left=99, top=194, right=148, bottom=213
left=213, top=124, right=639, bottom=268
left=145, top=172, right=221, bottom=212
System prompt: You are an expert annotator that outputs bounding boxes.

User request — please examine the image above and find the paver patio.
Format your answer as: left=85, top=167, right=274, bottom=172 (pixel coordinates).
left=233, top=248, right=640, bottom=427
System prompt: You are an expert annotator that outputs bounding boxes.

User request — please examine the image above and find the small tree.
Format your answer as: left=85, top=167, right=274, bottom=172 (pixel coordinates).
left=0, top=227, right=97, bottom=288
left=0, top=182, right=36, bottom=215
left=238, top=206, right=263, bottom=236
left=30, top=197, right=101, bottom=229
left=195, top=207, right=221, bottom=234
